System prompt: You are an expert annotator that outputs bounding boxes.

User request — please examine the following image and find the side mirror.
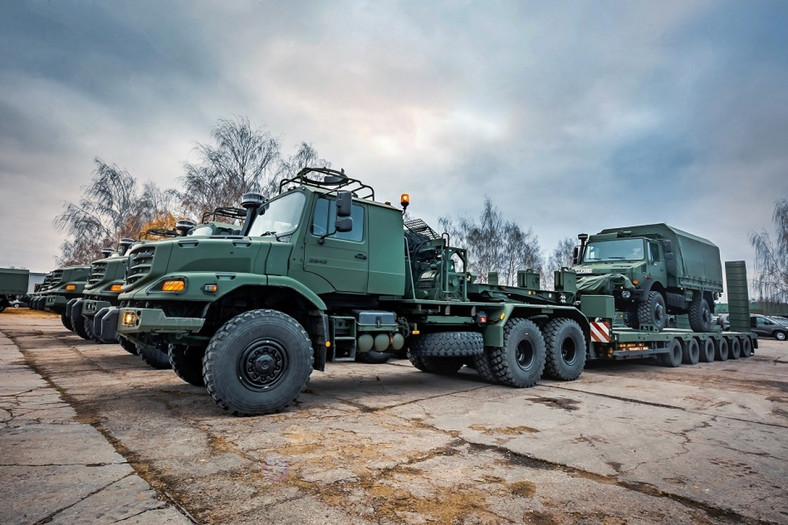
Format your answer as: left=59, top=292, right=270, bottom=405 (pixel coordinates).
left=665, top=252, right=675, bottom=264
left=572, top=246, right=579, bottom=265
left=335, top=216, right=353, bottom=232
left=336, top=191, right=352, bottom=217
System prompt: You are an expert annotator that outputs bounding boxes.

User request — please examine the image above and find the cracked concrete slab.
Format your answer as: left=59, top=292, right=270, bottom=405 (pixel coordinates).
left=1, top=310, right=787, bottom=524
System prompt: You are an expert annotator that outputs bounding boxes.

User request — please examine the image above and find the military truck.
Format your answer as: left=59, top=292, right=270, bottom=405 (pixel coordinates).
left=115, top=168, right=592, bottom=414
left=572, top=224, right=723, bottom=332
left=0, top=268, right=29, bottom=313
left=36, top=265, right=91, bottom=329
left=88, top=210, right=248, bottom=369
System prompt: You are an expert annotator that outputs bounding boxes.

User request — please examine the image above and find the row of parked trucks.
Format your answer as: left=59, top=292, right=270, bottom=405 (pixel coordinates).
left=6, top=168, right=758, bottom=416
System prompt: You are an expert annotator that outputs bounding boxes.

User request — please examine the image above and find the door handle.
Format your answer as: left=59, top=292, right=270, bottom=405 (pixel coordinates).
left=355, top=253, right=367, bottom=260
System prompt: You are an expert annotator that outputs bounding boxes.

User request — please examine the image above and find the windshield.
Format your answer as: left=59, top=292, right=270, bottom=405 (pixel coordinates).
left=584, top=239, right=645, bottom=262
left=248, top=191, right=306, bottom=237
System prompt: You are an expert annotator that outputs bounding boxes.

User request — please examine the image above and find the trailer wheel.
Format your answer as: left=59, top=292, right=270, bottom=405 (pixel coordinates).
left=638, top=291, right=667, bottom=331
left=700, top=338, right=715, bottom=363
left=61, top=313, right=73, bottom=331
left=728, top=337, right=741, bottom=359
left=203, top=309, right=313, bottom=416
left=714, top=337, right=729, bottom=361
left=682, top=338, right=700, bottom=365
left=739, top=337, right=752, bottom=357
left=139, top=343, right=172, bottom=369
left=118, top=335, right=138, bottom=355
left=688, top=297, right=712, bottom=332
left=659, top=338, right=683, bottom=367
left=543, top=318, right=586, bottom=380
left=169, top=344, right=206, bottom=386
left=488, top=318, right=546, bottom=387
left=408, top=352, right=465, bottom=375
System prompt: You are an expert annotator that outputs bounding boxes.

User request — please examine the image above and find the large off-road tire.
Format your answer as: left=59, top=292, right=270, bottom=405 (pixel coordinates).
left=700, top=338, right=715, bottom=363
left=659, top=338, right=683, bottom=367
left=118, top=335, right=138, bottom=355
left=728, top=337, right=741, bottom=359
left=203, top=309, right=313, bottom=416
left=488, top=318, right=545, bottom=388
left=542, top=318, right=586, bottom=381
left=638, top=291, right=667, bottom=331
left=61, top=313, right=73, bottom=331
left=355, top=351, right=392, bottom=364
left=688, top=296, right=712, bottom=332
left=169, top=344, right=206, bottom=386
left=409, top=331, right=484, bottom=357
left=83, top=317, right=105, bottom=343
left=72, top=314, right=91, bottom=340
left=139, top=343, right=172, bottom=369
left=408, top=351, right=466, bottom=374
left=622, top=310, right=638, bottom=328
left=682, top=338, right=700, bottom=365
left=714, top=337, right=729, bottom=361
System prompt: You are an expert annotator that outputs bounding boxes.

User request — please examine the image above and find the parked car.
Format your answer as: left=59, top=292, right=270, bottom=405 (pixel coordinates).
left=750, top=314, right=788, bottom=341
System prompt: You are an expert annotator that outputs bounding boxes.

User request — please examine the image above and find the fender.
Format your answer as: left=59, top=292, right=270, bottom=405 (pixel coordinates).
left=122, top=271, right=327, bottom=311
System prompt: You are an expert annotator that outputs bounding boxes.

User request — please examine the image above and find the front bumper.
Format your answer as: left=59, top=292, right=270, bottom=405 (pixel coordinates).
left=117, top=307, right=205, bottom=335
left=45, top=294, right=69, bottom=314
left=82, top=299, right=112, bottom=318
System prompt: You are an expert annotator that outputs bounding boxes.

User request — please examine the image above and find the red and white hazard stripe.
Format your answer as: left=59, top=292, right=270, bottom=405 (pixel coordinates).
left=590, top=321, right=610, bottom=343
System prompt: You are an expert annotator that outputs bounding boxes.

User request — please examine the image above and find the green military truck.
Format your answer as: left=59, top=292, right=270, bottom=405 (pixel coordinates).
left=37, top=265, right=91, bottom=329
left=0, top=268, right=29, bottom=313
left=573, top=224, right=723, bottom=332
left=115, top=168, right=592, bottom=415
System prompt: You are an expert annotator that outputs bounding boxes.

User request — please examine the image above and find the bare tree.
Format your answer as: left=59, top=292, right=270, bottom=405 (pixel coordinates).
left=54, top=159, right=165, bottom=265
left=440, top=197, right=543, bottom=284
left=750, top=199, right=788, bottom=304
left=544, top=237, right=576, bottom=288
left=179, top=116, right=281, bottom=217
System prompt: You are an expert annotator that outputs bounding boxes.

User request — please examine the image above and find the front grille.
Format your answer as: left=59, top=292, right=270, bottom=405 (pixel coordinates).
left=126, top=246, right=156, bottom=286
left=49, top=269, right=64, bottom=287
left=88, top=261, right=108, bottom=286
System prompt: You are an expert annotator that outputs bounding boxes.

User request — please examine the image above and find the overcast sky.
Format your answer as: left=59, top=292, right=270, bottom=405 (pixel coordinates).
left=1, top=1, right=787, bottom=297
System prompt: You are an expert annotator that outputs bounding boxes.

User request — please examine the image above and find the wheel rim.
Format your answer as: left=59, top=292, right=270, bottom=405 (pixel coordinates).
left=654, top=303, right=665, bottom=325
left=561, top=337, right=577, bottom=365
left=238, top=338, right=289, bottom=391
left=515, top=339, right=535, bottom=371
left=777, top=332, right=786, bottom=341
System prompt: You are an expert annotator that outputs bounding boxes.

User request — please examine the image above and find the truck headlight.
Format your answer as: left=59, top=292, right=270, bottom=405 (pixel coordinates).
left=621, top=290, right=631, bottom=299
left=122, top=311, right=138, bottom=326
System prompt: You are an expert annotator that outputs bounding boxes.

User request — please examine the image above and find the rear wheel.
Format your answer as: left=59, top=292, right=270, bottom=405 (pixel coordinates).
left=715, top=337, right=729, bottom=361
left=638, top=291, right=667, bottom=331
left=659, top=338, right=682, bottom=367
left=542, top=318, right=586, bottom=380
left=688, top=296, right=712, bottom=332
left=700, top=338, right=715, bottom=363
left=169, top=344, right=206, bottom=386
left=203, top=309, right=313, bottom=416
left=472, top=351, right=497, bottom=383
left=775, top=331, right=786, bottom=341
left=488, top=318, right=546, bottom=387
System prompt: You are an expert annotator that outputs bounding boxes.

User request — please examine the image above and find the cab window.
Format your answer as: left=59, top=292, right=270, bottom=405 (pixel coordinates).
left=311, top=197, right=365, bottom=242
left=648, top=242, right=660, bottom=263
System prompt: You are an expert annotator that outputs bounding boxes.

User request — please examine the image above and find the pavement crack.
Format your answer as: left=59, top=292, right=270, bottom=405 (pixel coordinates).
left=33, top=472, right=136, bottom=524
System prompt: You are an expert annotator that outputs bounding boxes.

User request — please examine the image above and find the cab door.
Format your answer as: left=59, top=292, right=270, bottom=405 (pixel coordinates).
left=647, top=241, right=666, bottom=283
left=303, top=196, right=368, bottom=294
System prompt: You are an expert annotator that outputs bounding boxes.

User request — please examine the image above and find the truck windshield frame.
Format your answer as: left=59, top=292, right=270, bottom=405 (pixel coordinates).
left=584, top=239, right=645, bottom=262
left=248, top=191, right=306, bottom=238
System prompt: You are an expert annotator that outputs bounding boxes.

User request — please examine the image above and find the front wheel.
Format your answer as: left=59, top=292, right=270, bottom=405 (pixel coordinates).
left=638, top=291, right=667, bottom=331
left=169, top=344, right=206, bottom=386
left=139, top=343, right=172, bottom=369
left=61, top=313, right=73, bottom=331
left=488, top=318, right=546, bottom=388
left=203, top=309, right=314, bottom=416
